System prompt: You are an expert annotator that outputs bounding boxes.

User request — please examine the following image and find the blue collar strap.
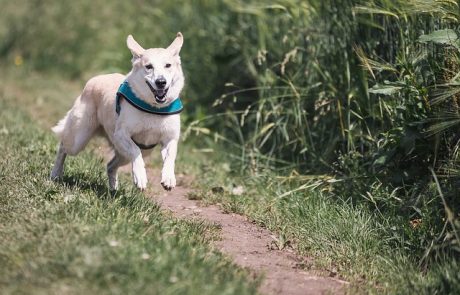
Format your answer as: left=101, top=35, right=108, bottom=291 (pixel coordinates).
left=116, top=81, right=183, bottom=115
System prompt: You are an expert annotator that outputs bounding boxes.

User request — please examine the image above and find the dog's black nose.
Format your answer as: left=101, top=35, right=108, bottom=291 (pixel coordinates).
left=155, top=77, right=167, bottom=88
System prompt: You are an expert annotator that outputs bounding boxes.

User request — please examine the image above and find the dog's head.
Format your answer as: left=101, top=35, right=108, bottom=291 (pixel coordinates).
left=126, top=33, right=184, bottom=106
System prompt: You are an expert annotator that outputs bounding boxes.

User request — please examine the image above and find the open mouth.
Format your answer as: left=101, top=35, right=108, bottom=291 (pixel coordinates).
left=145, top=81, right=169, bottom=104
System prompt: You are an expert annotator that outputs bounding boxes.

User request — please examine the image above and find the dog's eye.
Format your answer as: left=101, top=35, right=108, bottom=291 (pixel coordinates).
left=165, top=63, right=171, bottom=68
left=145, top=64, right=153, bottom=70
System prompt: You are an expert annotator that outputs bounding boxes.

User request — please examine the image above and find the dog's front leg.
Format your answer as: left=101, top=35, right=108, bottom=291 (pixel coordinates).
left=160, top=139, right=178, bottom=191
left=113, top=128, right=148, bottom=190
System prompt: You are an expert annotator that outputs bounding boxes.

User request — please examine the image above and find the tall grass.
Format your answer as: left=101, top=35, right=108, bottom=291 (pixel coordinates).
left=185, top=0, right=460, bottom=263
left=182, top=0, right=460, bottom=277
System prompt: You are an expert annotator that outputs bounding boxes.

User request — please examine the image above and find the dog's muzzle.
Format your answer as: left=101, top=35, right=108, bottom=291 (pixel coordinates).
left=146, top=80, right=169, bottom=104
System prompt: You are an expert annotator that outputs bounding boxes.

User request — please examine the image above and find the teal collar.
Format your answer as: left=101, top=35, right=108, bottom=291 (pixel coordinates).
left=116, top=81, right=183, bottom=115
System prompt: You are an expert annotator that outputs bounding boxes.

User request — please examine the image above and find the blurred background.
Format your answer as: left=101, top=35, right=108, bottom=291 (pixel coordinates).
left=2, top=0, right=460, bottom=289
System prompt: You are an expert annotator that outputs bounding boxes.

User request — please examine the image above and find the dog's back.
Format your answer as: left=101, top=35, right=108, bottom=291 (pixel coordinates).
left=52, top=73, right=124, bottom=155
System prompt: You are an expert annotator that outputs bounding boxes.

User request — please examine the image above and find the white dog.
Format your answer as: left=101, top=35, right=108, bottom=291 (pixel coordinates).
left=50, top=33, right=184, bottom=191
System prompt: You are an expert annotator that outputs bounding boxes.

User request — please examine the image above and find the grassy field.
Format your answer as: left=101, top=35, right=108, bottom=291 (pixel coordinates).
left=0, top=67, right=259, bottom=295
left=2, top=0, right=460, bottom=293
left=2, top=65, right=457, bottom=294
left=185, top=149, right=460, bottom=294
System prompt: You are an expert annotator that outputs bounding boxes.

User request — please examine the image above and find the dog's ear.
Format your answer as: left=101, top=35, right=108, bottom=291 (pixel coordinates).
left=127, top=35, right=145, bottom=59
left=167, top=32, right=183, bottom=56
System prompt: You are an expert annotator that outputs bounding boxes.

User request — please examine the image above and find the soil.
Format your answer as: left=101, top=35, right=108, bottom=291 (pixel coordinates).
left=111, top=152, right=348, bottom=295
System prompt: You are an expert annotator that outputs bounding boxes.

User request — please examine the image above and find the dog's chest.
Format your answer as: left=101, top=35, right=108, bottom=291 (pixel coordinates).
left=129, top=113, right=180, bottom=146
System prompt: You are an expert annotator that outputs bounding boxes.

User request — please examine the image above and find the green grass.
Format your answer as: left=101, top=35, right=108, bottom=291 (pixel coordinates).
left=3, top=64, right=458, bottom=293
left=0, top=70, right=259, bottom=295
left=2, top=0, right=460, bottom=291
left=182, top=145, right=460, bottom=294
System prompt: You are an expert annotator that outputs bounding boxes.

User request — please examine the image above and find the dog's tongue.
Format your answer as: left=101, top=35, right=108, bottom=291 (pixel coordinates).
left=156, top=89, right=166, bottom=97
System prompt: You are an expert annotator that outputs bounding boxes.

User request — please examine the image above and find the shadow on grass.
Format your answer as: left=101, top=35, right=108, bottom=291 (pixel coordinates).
left=59, top=172, right=154, bottom=211
left=62, top=172, right=115, bottom=199
left=54, top=160, right=164, bottom=214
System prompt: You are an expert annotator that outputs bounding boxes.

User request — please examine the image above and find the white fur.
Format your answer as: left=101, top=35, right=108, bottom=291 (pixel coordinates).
left=50, top=33, right=185, bottom=191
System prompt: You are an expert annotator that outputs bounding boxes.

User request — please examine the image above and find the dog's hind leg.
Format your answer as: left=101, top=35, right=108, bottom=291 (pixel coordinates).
left=107, top=152, right=129, bottom=190
left=59, top=103, right=99, bottom=155
left=50, top=142, right=67, bottom=180
left=50, top=91, right=100, bottom=181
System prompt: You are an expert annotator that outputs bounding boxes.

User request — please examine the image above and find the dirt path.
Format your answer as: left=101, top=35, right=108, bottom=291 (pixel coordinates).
left=111, top=152, right=347, bottom=295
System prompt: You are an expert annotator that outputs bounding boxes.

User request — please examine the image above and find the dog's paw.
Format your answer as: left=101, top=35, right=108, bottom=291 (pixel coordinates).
left=108, top=174, right=119, bottom=191
left=132, top=165, right=148, bottom=191
left=161, top=172, right=176, bottom=191
left=50, top=169, right=63, bottom=181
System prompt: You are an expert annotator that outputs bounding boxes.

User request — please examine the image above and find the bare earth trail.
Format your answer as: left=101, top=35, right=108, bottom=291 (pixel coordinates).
left=109, top=150, right=347, bottom=295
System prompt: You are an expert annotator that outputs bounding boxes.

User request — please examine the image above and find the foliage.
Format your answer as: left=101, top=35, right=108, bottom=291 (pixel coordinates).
left=185, top=0, right=460, bottom=266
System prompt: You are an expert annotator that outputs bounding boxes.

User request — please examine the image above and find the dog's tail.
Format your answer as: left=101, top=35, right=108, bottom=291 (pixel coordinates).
left=51, top=110, right=70, bottom=138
